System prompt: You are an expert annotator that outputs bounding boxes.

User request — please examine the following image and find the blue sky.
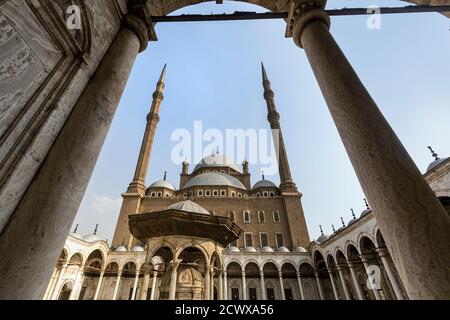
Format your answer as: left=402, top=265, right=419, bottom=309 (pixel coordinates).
left=73, top=1, right=450, bottom=243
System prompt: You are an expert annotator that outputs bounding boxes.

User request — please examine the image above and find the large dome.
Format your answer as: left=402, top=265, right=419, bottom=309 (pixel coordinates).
left=193, top=154, right=241, bottom=173
left=166, top=200, right=211, bottom=215
left=149, top=180, right=176, bottom=190
left=183, top=172, right=246, bottom=190
left=252, top=179, right=278, bottom=190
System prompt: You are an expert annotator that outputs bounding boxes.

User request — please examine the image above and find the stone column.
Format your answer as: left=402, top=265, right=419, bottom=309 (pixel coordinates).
left=242, top=271, right=247, bottom=300
left=150, top=271, right=158, bottom=300
left=290, top=5, right=450, bottom=299
left=210, top=269, right=215, bottom=300
left=260, top=271, right=266, bottom=300
left=205, top=266, right=211, bottom=300
left=217, top=271, right=223, bottom=300
left=69, top=265, right=85, bottom=300
left=44, top=268, right=59, bottom=300
left=131, top=271, right=140, bottom=300
left=0, top=3, right=154, bottom=300
left=360, top=256, right=381, bottom=300
left=278, top=271, right=286, bottom=300
left=347, top=262, right=365, bottom=300
left=93, top=271, right=105, bottom=300
left=223, top=271, right=228, bottom=300
left=327, top=269, right=339, bottom=300
left=112, top=271, right=122, bottom=300
left=139, top=271, right=151, bottom=300
left=376, top=248, right=404, bottom=300
left=50, top=263, right=68, bottom=300
left=169, top=261, right=180, bottom=300
left=336, top=266, right=351, bottom=300
left=296, top=272, right=305, bottom=300
left=314, top=272, right=325, bottom=300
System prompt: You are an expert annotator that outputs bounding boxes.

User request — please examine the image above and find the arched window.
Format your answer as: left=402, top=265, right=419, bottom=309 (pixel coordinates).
left=243, top=211, right=251, bottom=223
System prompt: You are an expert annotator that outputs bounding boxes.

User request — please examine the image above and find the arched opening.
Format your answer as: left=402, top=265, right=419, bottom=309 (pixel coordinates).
left=147, top=246, right=174, bottom=300
left=263, top=262, right=279, bottom=300
left=58, top=281, right=73, bottom=301
left=211, top=252, right=223, bottom=300
left=78, top=249, right=104, bottom=300
left=100, top=262, right=119, bottom=300
left=226, top=262, right=242, bottom=300
left=244, top=262, right=260, bottom=300
left=299, top=263, right=319, bottom=300
left=314, top=251, right=333, bottom=300
left=281, top=262, right=297, bottom=300
left=117, top=261, right=137, bottom=300
left=335, top=250, right=355, bottom=300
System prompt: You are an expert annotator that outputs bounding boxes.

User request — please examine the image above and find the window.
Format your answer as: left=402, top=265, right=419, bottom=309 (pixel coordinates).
left=228, top=211, right=235, bottom=221
left=229, top=240, right=237, bottom=247
left=243, top=211, right=251, bottom=223
left=256, top=193, right=260, bottom=198
left=157, top=192, right=162, bottom=197
left=151, top=192, right=156, bottom=197
left=197, top=190, right=203, bottom=196
left=276, top=233, right=284, bottom=248
left=220, top=190, right=226, bottom=197
left=238, top=193, right=242, bottom=198
left=205, top=190, right=211, bottom=196
left=231, top=288, right=240, bottom=300
left=249, top=288, right=258, bottom=300
left=189, top=191, right=193, bottom=197
left=244, top=233, right=253, bottom=248
left=183, top=193, right=187, bottom=197
left=273, top=211, right=280, bottom=223
left=231, top=191, right=236, bottom=197
left=267, top=288, right=275, bottom=300
left=260, top=233, right=269, bottom=248
left=258, top=211, right=265, bottom=223
left=285, top=288, right=294, bottom=300
left=263, top=191, right=268, bottom=197
left=213, top=190, right=219, bottom=197
left=165, top=193, right=170, bottom=197
left=269, top=191, right=275, bottom=197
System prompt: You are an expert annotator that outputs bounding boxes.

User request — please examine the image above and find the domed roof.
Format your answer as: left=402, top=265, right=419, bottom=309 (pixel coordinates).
left=131, top=245, right=145, bottom=252
left=293, top=246, right=308, bottom=253
left=114, top=245, right=127, bottom=252
left=227, top=246, right=240, bottom=252
left=149, top=180, right=176, bottom=190
left=71, top=232, right=84, bottom=240
left=183, top=172, right=246, bottom=190
left=194, top=154, right=241, bottom=173
left=360, top=209, right=372, bottom=218
left=278, top=246, right=290, bottom=252
left=244, top=246, right=257, bottom=253
left=252, top=179, right=278, bottom=190
left=261, top=246, right=274, bottom=253
left=348, top=218, right=358, bottom=225
left=166, top=200, right=211, bottom=215
left=316, top=234, right=329, bottom=244
left=83, top=234, right=101, bottom=243
left=427, top=158, right=448, bottom=172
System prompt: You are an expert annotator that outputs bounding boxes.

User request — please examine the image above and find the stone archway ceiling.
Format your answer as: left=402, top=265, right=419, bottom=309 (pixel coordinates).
left=146, top=0, right=450, bottom=18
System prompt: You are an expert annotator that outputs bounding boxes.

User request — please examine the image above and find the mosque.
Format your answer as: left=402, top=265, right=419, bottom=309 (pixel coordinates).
left=42, top=66, right=450, bottom=301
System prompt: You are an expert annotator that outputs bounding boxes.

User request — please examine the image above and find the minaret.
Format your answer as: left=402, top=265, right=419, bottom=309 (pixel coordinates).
left=261, top=63, right=297, bottom=193
left=127, top=64, right=167, bottom=195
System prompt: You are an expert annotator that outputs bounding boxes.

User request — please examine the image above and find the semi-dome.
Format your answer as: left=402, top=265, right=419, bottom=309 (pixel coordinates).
left=278, top=246, right=290, bottom=252
left=227, top=246, right=240, bottom=252
left=293, top=246, right=308, bottom=253
left=194, top=154, right=241, bottom=173
left=360, top=209, right=372, bottom=218
left=316, top=234, right=329, bottom=244
left=183, top=172, right=246, bottom=190
left=348, top=218, right=358, bottom=225
left=252, top=179, right=278, bottom=190
left=261, top=246, right=274, bottom=253
left=83, top=234, right=101, bottom=243
left=427, top=158, right=448, bottom=172
left=131, top=245, right=145, bottom=252
left=166, top=200, right=211, bottom=215
left=149, top=180, right=176, bottom=190
left=244, top=246, right=257, bottom=253
left=114, top=245, right=127, bottom=252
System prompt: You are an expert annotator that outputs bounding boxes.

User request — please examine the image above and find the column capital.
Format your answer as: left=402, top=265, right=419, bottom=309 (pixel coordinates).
left=296, top=271, right=301, bottom=278
left=169, top=259, right=181, bottom=270
left=260, top=271, right=265, bottom=277
left=146, top=112, right=160, bottom=123
left=285, top=0, right=329, bottom=49
left=124, top=0, right=158, bottom=52
left=278, top=270, right=283, bottom=277
left=241, top=271, right=246, bottom=277
left=375, top=247, right=388, bottom=257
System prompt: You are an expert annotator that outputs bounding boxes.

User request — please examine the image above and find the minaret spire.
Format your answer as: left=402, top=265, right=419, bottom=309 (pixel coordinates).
left=261, top=63, right=297, bottom=192
left=127, top=64, right=167, bottom=195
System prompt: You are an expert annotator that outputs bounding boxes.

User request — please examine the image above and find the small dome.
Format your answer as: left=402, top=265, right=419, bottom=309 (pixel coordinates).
left=71, top=232, right=84, bottom=240
left=194, top=154, right=241, bottom=173
left=227, top=246, right=240, bottom=252
left=252, top=179, right=278, bottom=190
left=183, top=172, right=246, bottom=190
left=293, top=247, right=308, bottom=253
left=348, top=218, right=358, bottom=225
left=316, top=235, right=329, bottom=244
left=278, top=246, right=290, bottom=252
left=131, top=245, right=144, bottom=252
left=427, top=158, right=448, bottom=172
left=261, top=246, right=274, bottom=253
left=114, top=245, right=127, bottom=252
left=149, top=180, right=176, bottom=190
left=166, top=200, right=211, bottom=215
left=83, top=234, right=101, bottom=243
left=360, top=209, right=372, bottom=218
left=244, top=246, right=257, bottom=253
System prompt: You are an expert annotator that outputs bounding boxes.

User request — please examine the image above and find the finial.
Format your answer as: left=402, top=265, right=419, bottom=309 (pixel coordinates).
left=351, top=209, right=356, bottom=220
left=340, top=217, right=346, bottom=227
left=94, top=224, right=99, bottom=235
left=158, top=63, right=167, bottom=83
left=73, top=224, right=79, bottom=233
left=332, top=225, right=336, bottom=233
left=216, top=147, right=220, bottom=155
left=364, top=198, right=370, bottom=210
left=262, top=171, right=265, bottom=181
left=428, top=146, right=440, bottom=161
left=261, top=62, right=269, bottom=82
left=164, top=171, right=167, bottom=181
left=319, top=225, right=324, bottom=236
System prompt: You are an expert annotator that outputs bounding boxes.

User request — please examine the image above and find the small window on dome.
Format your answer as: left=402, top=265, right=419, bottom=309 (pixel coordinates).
left=238, top=193, right=242, bottom=198
left=263, top=191, right=268, bottom=197
left=205, top=190, right=211, bottom=197
left=198, top=190, right=203, bottom=197
left=220, top=190, right=226, bottom=197
left=269, top=192, right=275, bottom=197
left=256, top=193, right=260, bottom=198
left=157, top=192, right=162, bottom=197
left=213, top=190, right=219, bottom=197
left=183, top=193, right=187, bottom=198
left=231, top=191, right=236, bottom=197
left=151, top=192, right=156, bottom=197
